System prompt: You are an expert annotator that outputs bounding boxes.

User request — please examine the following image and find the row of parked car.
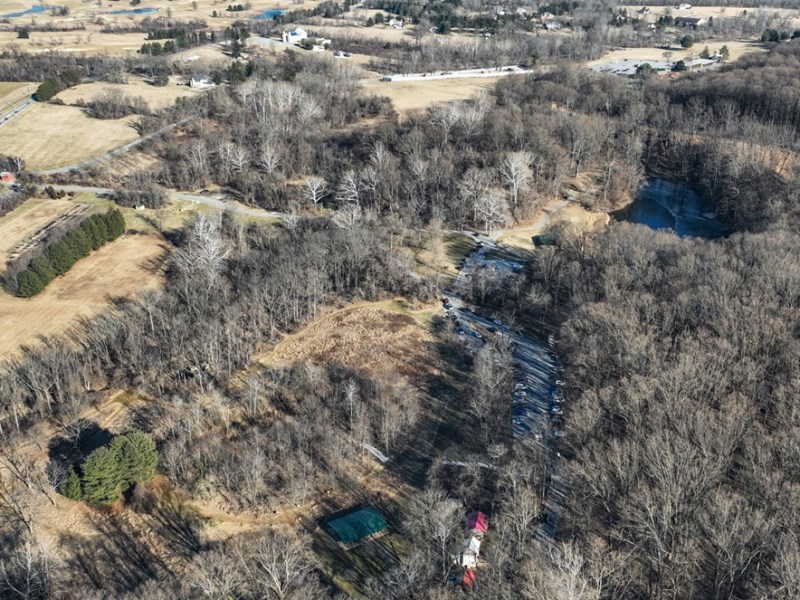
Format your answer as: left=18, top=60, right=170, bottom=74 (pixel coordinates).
left=512, top=368, right=565, bottom=440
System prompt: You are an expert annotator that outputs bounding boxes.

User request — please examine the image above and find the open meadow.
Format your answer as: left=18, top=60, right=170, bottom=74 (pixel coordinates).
left=362, top=76, right=495, bottom=114
left=0, top=232, right=167, bottom=356
left=57, top=76, right=203, bottom=110
left=0, top=103, right=139, bottom=170
left=0, top=0, right=329, bottom=29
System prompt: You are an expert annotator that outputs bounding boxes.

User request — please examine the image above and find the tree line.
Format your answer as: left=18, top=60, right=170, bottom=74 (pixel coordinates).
left=9, top=209, right=125, bottom=297
left=35, top=68, right=81, bottom=102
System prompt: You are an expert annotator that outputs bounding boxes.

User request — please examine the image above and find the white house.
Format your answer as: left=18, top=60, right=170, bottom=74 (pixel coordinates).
left=676, top=3, right=692, bottom=9
left=454, top=536, right=482, bottom=568
left=189, top=75, right=214, bottom=89
left=282, top=27, right=308, bottom=44
left=388, top=17, right=404, bottom=29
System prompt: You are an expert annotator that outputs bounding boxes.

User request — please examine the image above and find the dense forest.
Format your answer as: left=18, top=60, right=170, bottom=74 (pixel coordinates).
left=2, top=18, right=800, bottom=600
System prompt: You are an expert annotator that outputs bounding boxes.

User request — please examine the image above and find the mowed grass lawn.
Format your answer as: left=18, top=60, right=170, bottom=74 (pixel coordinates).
left=0, top=103, right=139, bottom=170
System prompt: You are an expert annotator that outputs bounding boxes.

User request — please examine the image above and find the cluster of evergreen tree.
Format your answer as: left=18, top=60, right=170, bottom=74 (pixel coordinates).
left=15, top=209, right=125, bottom=297
left=35, top=69, right=81, bottom=102
left=63, top=430, right=159, bottom=505
left=147, top=28, right=210, bottom=42
left=140, top=30, right=210, bottom=55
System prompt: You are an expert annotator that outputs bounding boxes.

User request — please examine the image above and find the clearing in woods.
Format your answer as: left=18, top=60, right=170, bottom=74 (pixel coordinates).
left=260, top=300, right=439, bottom=378
left=0, top=234, right=167, bottom=357
left=362, top=77, right=495, bottom=115
left=0, top=103, right=139, bottom=170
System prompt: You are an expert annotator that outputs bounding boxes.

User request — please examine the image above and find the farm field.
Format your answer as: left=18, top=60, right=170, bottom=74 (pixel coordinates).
left=0, top=234, right=167, bottom=356
left=57, top=76, right=203, bottom=111
left=0, top=198, right=77, bottom=268
left=0, top=30, right=151, bottom=56
left=362, top=76, right=495, bottom=114
left=0, top=103, right=139, bottom=170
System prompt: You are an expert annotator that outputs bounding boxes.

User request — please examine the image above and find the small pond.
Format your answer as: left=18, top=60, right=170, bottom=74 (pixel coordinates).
left=614, top=178, right=728, bottom=239
left=255, top=8, right=286, bottom=19
left=3, top=5, right=48, bottom=18
left=108, top=7, right=158, bottom=15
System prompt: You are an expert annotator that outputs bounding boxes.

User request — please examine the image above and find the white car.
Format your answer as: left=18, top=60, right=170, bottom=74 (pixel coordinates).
left=551, top=406, right=564, bottom=415
left=553, top=430, right=566, bottom=438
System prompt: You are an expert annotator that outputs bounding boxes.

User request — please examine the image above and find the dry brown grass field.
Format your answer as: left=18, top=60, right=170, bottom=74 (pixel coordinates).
left=362, top=76, right=495, bottom=114
left=0, top=0, right=328, bottom=31
left=260, top=299, right=438, bottom=378
left=57, top=76, right=203, bottom=110
left=0, top=30, right=150, bottom=55
left=0, top=81, right=34, bottom=102
left=0, top=234, right=167, bottom=356
left=0, top=198, right=76, bottom=267
left=497, top=201, right=611, bottom=249
left=0, top=103, right=139, bottom=169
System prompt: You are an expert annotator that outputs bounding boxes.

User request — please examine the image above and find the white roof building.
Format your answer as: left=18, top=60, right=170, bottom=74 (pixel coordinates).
left=282, top=27, right=308, bottom=44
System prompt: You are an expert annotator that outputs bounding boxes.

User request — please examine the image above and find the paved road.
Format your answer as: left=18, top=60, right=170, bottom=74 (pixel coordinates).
left=50, top=185, right=286, bottom=221
left=444, top=233, right=565, bottom=541
left=0, top=97, right=34, bottom=128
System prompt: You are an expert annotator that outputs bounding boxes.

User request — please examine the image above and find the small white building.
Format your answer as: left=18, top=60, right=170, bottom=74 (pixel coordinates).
left=189, top=75, right=215, bottom=90
left=454, top=536, right=482, bottom=568
left=388, top=17, right=404, bottom=29
left=282, top=27, right=308, bottom=44
left=676, top=3, right=692, bottom=9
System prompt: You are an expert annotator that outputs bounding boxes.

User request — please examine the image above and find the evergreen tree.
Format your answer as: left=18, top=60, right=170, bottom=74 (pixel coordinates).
left=82, top=217, right=104, bottom=249
left=48, top=240, right=75, bottom=275
left=62, top=466, right=83, bottom=501
left=105, top=210, right=126, bottom=239
left=81, top=446, right=124, bottom=505
left=29, top=255, right=55, bottom=285
left=65, top=228, right=92, bottom=259
left=113, top=430, right=159, bottom=485
left=16, top=269, right=43, bottom=297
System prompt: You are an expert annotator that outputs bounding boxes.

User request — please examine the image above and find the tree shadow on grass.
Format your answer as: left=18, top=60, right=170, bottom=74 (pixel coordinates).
left=48, top=419, right=113, bottom=469
left=63, top=515, right=173, bottom=594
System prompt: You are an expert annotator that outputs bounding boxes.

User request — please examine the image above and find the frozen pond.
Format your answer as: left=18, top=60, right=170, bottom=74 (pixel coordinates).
left=614, top=178, right=728, bottom=239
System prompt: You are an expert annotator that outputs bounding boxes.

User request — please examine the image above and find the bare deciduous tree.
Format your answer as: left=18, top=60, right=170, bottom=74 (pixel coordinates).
left=303, top=176, right=327, bottom=207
